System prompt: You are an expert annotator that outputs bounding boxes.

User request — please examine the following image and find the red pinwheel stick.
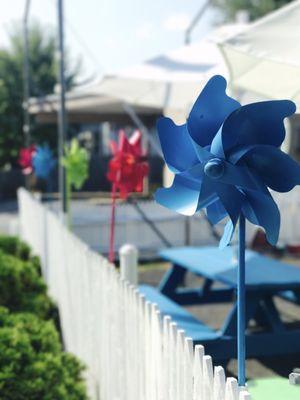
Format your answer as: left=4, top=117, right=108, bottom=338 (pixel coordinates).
left=107, top=130, right=149, bottom=264
left=109, top=183, right=117, bottom=263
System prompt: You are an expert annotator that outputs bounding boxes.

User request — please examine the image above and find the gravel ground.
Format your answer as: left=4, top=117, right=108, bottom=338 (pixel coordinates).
left=139, top=259, right=300, bottom=380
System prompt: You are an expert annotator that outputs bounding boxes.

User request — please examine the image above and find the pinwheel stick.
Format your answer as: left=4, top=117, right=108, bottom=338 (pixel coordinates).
left=238, top=214, right=246, bottom=386
left=66, top=170, right=72, bottom=228
left=109, top=184, right=117, bottom=263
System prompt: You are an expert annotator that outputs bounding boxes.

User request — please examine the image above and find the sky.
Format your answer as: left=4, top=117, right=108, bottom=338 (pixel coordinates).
left=0, top=0, right=218, bottom=82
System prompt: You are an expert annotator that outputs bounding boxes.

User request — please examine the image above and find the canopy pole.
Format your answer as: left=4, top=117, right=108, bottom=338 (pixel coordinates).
left=238, top=214, right=246, bottom=386
left=57, top=0, right=68, bottom=214
left=185, top=0, right=211, bottom=45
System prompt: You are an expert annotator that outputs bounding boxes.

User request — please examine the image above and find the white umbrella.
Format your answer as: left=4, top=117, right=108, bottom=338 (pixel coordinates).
left=92, top=23, right=245, bottom=121
left=219, top=0, right=300, bottom=106
left=29, top=23, right=245, bottom=123
left=28, top=86, right=160, bottom=123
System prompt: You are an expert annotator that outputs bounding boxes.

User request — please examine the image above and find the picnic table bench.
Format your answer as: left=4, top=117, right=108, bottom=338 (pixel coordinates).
left=140, top=246, right=300, bottom=361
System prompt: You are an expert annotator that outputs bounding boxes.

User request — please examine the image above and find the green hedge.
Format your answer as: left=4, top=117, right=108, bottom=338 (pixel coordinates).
left=0, top=236, right=31, bottom=261
left=0, top=250, right=54, bottom=320
left=0, top=236, right=88, bottom=399
left=0, top=307, right=87, bottom=400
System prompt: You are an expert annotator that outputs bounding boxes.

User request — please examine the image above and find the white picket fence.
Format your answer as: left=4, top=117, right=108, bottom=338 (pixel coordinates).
left=18, top=188, right=250, bottom=400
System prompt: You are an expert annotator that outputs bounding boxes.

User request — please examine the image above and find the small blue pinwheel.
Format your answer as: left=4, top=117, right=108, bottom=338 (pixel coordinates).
left=155, top=75, right=300, bottom=247
left=32, top=144, right=56, bottom=180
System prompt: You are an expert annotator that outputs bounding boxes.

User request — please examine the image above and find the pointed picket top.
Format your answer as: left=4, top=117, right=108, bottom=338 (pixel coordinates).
left=193, top=344, right=205, bottom=400
left=203, top=355, right=214, bottom=400
left=239, top=390, right=251, bottom=400
left=225, top=378, right=239, bottom=400
left=213, top=366, right=226, bottom=400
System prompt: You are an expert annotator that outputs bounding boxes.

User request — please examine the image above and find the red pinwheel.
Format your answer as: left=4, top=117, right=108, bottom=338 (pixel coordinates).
left=107, top=129, right=149, bottom=262
left=18, top=145, right=36, bottom=175
left=107, top=130, right=148, bottom=199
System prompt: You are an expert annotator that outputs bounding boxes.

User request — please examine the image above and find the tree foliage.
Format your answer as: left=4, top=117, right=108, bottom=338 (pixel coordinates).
left=212, top=0, right=293, bottom=21
left=0, top=22, right=79, bottom=167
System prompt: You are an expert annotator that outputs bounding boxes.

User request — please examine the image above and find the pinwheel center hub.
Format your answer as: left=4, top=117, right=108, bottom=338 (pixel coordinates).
left=204, top=158, right=225, bottom=179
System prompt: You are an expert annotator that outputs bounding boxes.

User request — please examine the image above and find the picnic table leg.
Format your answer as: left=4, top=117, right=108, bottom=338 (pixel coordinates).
left=238, top=214, right=246, bottom=386
left=159, top=264, right=186, bottom=296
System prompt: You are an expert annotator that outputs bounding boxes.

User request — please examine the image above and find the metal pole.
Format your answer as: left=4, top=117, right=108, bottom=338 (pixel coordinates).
left=185, top=0, right=211, bottom=45
left=57, top=0, right=68, bottom=214
left=23, top=0, right=31, bottom=190
left=23, top=0, right=31, bottom=148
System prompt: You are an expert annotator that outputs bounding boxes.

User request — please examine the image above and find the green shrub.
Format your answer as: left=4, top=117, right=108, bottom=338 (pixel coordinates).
left=0, top=307, right=88, bottom=400
left=0, top=250, right=54, bottom=319
left=0, top=236, right=31, bottom=261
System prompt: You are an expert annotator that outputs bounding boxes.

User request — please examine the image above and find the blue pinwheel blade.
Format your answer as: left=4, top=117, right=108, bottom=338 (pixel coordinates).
left=210, top=127, right=225, bottom=159
left=215, top=183, right=245, bottom=228
left=187, top=75, right=240, bottom=147
left=219, top=219, right=235, bottom=249
left=218, top=162, right=266, bottom=192
left=229, top=144, right=300, bottom=193
left=242, top=189, right=280, bottom=245
left=206, top=199, right=227, bottom=225
left=220, top=100, right=296, bottom=155
left=190, top=140, right=214, bottom=163
left=154, top=174, right=201, bottom=216
left=157, top=117, right=198, bottom=173
left=197, top=175, right=219, bottom=209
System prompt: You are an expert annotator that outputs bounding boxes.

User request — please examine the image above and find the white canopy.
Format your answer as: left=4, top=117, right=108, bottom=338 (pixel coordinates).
left=28, top=87, right=160, bottom=124
left=92, top=24, right=245, bottom=121
left=219, top=0, right=300, bottom=106
left=29, top=23, right=245, bottom=123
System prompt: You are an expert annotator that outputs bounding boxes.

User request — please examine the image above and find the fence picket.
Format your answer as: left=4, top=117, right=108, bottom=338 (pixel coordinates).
left=239, top=390, right=251, bottom=400
left=213, top=366, right=226, bottom=400
left=203, top=355, right=214, bottom=400
left=225, top=377, right=239, bottom=400
left=193, top=344, right=205, bottom=400
left=18, top=188, right=251, bottom=400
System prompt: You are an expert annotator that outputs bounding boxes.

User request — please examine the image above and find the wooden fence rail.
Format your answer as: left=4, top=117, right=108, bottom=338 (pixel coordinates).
left=18, top=188, right=251, bottom=400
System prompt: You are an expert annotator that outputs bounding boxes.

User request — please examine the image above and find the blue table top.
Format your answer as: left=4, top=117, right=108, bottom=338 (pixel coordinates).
left=160, top=246, right=257, bottom=279
left=160, top=246, right=300, bottom=291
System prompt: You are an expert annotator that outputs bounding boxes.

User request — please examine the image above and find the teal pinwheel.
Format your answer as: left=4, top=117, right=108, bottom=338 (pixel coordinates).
left=155, top=75, right=300, bottom=247
left=32, top=144, right=56, bottom=180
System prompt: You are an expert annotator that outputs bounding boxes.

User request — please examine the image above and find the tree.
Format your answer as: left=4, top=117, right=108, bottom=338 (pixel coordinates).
left=0, top=22, right=79, bottom=167
left=212, top=0, right=293, bottom=21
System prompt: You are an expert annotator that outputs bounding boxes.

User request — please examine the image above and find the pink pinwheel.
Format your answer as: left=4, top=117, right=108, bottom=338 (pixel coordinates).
left=18, top=145, right=36, bottom=175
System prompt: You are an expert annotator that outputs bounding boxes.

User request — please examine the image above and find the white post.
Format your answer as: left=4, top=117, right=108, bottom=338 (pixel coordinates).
left=119, top=244, right=138, bottom=286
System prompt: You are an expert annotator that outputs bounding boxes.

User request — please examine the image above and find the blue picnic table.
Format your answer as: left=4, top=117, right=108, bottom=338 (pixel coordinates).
left=140, top=246, right=300, bottom=362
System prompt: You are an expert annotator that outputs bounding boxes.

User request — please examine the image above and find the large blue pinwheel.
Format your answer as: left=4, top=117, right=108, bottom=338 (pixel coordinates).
left=155, top=75, right=300, bottom=248
left=154, top=75, right=300, bottom=386
left=32, top=144, right=56, bottom=180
